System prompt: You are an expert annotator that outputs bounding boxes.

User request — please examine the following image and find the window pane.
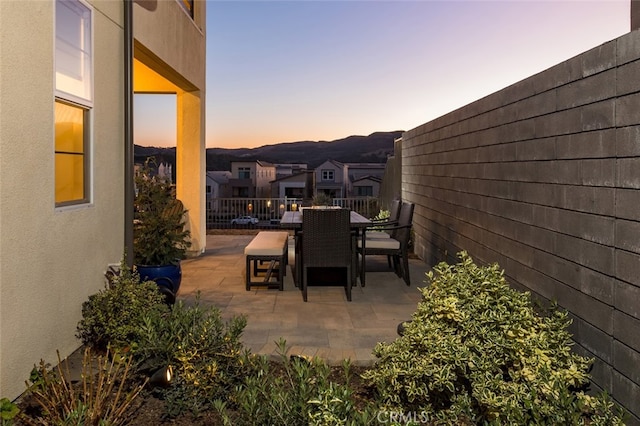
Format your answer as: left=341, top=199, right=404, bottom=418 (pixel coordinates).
left=55, top=101, right=87, bottom=205
left=56, top=0, right=92, bottom=102
left=55, top=101, right=84, bottom=153
left=55, top=153, right=84, bottom=203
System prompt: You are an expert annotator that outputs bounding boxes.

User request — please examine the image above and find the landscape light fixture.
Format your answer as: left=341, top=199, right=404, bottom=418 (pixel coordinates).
left=149, top=365, right=173, bottom=388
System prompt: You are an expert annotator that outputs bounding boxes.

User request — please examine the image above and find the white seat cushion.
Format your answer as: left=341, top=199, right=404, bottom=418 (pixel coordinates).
left=245, top=231, right=289, bottom=256
left=358, top=237, right=400, bottom=250
left=366, top=230, right=391, bottom=239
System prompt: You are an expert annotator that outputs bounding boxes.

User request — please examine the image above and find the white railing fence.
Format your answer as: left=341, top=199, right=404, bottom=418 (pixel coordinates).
left=206, top=197, right=381, bottom=229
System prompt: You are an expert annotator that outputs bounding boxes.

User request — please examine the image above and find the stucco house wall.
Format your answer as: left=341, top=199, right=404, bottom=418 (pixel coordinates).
left=271, top=173, right=308, bottom=199
left=402, top=30, right=640, bottom=422
left=315, top=160, right=346, bottom=197
left=0, top=0, right=207, bottom=400
left=0, top=1, right=125, bottom=399
left=255, top=162, right=276, bottom=198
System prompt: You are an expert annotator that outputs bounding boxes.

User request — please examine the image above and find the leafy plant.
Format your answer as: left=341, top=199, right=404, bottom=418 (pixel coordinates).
left=370, top=209, right=390, bottom=222
left=0, top=398, right=19, bottom=426
left=134, top=295, right=248, bottom=417
left=24, top=348, right=145, bottom=426
left=362, top=251, right=626, bottom=425
left=134, top=157, right=191, bottom=266
left=226, top=339, right=377, bottom=426
left=312, top=193, right=332, bottom=207
left=76, top=258, right=169, bottom=351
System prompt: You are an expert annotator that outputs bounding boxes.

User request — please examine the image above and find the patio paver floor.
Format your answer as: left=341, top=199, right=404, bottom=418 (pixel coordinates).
left=178, top=234, right=428, bottom=366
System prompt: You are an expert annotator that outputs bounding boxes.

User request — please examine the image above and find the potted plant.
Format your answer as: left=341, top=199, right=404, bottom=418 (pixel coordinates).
left=311, top=193, right=332, bottom=208
left=133, top=158, right=191, bottom=304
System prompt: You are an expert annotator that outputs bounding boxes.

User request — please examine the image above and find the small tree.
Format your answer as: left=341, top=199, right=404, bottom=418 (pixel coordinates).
left=133, top=158, right=191, bottom=266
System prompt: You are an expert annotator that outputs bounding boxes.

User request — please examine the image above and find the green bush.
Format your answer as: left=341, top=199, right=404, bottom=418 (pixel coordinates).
left=76, top=259, right=169, bottom=351
left=222, top=339, right=377, bottom=426
left=135, top=295, right=248, bottom=417
left=312, top=193, right=332, bottom=207
left=133, top=157, right=191, bottom=266
left=362, top=251, right=625, bottom=425
left=0, top=398, right=19, bottom=426
left=371, top=209, right=390, bottom=222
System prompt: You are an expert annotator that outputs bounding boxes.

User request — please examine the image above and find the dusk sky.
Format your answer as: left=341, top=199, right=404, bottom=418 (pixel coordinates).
left=134, top=0, right=630, bottom=149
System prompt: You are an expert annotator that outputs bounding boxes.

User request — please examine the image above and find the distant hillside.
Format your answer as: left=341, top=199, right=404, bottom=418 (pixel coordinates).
left=135, top=131, right=403, bottom=171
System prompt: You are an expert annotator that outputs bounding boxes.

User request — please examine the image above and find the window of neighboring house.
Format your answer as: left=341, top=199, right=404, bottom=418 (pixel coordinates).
left=356, top=186, right=373, bottom=197
left=321, top=169, right=334, bottom=181
left=55, top=0, right=92, bottom=207
left=235, top=187, right=249, bottom=198
left=238, top=167, right=251, bottom=179
left=206, top=185, right=211, bottom=194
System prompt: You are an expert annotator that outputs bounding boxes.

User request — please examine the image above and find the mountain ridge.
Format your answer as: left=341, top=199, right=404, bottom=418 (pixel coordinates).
left=135, top=130, right=403, bottom=171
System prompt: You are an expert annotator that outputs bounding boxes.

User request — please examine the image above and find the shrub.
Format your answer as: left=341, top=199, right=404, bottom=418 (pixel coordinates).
left=76, top=259, right=169, bottom=351
left=370, top=209, right=390, bottom=222
left=223, top=339, right=377, bottom=426
left=0, top=398, right=19, bottom=426
left=312, top=193, right=332, bottom=207
left=362, top=251, right=626, bottom=425
left=24, top=348, right=144, bottom=426
left=133, top=158, right=191, bottom=266
left=134, top=295, right=248, bottom=417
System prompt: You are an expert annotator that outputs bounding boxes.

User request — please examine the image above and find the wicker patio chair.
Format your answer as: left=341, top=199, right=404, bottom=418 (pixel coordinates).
left=368, top=198, right=401, bottom=237
left=366, top=198, right=402, bottom=268
left=358, top=201, right=414, bottom=287
left=300, top=208, right=353, bottom=302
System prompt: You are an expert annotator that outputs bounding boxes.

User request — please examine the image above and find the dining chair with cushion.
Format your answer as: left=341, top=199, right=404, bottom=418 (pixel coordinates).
left=365, top=198, right=402, bottom=268
left=358, top=201, right=414, bottom=287
left=300, top=208, right=354, bottom=302
left=366, top=198, right=401, bottom=240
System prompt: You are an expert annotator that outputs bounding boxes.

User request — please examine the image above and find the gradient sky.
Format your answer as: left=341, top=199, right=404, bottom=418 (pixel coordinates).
left=134, top=0, right=630, bottom=149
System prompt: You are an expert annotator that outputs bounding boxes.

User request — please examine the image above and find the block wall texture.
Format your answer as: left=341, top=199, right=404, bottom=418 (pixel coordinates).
left=402, top=30, right=640, bottom=423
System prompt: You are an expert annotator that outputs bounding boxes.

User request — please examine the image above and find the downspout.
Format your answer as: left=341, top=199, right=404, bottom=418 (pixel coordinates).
left=124, top=0, right=134, bottom=268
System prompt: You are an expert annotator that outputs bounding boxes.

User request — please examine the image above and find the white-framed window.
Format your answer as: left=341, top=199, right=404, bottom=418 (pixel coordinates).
left=56, top=0, right=92, bottom=105
left=238, top=167, right=251, bottom=179
left=55, top=0, right=93, bottom=207
left=321, top=169, right=334, bottom=181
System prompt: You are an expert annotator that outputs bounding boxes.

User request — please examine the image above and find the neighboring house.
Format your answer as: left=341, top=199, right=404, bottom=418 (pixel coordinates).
left=351, top=175, right=382, bottom=198
left=314, top=159, right=347, bottom=198
left=229, top=161, right=276, bottom=198
left=206, top=171, right=232, bottom=211
left=270, top=170, right=314, bottom=199
left=274, top=163, right=308, bottom=179
left=345, top=163, right=385, bottom=196
left=0, top=0, right=206, bottom=400
left=314, top=160, right=386, bottom=198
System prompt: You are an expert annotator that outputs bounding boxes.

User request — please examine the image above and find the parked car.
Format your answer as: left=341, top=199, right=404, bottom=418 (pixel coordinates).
left=230, top=215, right=259, bottom=226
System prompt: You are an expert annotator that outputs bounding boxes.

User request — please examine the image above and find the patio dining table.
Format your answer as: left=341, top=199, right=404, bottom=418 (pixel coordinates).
left=280, top=209, right=372, bottom=230
left=280, top=209, right=371, bottom=289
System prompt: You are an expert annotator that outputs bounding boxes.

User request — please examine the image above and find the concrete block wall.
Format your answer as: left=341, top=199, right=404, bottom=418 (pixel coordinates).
left=402, top=30, right=640, bottom=422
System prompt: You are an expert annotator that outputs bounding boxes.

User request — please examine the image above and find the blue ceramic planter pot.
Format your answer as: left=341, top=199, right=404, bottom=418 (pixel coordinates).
left=136, top=263, right=182, bottom=305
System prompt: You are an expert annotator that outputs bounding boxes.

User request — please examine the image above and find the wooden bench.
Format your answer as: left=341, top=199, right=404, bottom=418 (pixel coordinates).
left=244, top=231, right=289, bottom=291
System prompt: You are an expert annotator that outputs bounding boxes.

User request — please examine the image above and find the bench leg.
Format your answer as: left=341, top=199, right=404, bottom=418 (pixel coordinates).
left=246, top=256, right=251, bottom=291
left=246, top=255, right=285, bottom=290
